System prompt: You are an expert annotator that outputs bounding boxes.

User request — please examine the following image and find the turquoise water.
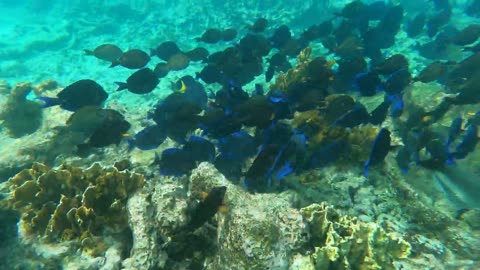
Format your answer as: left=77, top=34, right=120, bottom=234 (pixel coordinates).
left=0, top=0, right=479, bottom=269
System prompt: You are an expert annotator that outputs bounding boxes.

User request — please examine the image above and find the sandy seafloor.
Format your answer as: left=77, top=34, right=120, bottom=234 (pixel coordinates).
left=0, top=0, right=479, bottom=269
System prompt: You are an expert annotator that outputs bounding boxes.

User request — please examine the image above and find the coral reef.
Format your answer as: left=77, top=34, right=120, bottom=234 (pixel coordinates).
left=270, top=46, right=334, bottom=92
left=301, top=203, right=411, bottom=270
left=123, top=163, right=413, bottom=270
left=0, top=82, right=43, bottom=138
left=1, top=161, right=144, bottom=256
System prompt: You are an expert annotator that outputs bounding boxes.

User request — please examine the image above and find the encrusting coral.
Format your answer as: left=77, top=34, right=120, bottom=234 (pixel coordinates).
left=0, top=82, right=43, bottom=138
left=1, top=161, right=144, bottom=256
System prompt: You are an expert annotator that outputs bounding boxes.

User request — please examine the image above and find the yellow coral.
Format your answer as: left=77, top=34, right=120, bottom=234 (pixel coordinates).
left=1, top=162, right=144, bottom=255
left=302, top=203, right=411, bottom=270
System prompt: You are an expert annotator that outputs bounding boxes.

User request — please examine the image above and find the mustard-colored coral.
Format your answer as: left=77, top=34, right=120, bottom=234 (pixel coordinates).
left=1, top=162, right=144, bottom=255
left=301, top=203, right=411, bottom=270
left=270, top=46, right=334, bottom=92
left=292, top=107, right=378, bottom=167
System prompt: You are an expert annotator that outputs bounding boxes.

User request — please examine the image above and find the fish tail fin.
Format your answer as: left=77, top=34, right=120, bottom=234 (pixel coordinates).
left=149, top=48, right=156, bottom=57
left=38, top=96, right=61, bottom=108
left=115, top=82, right=128, bottom=91
left=126, top=139, right=136, bottom=151
left=84, top=49, right=94, bottom=55
left=109, top=61, right=119, bottom=68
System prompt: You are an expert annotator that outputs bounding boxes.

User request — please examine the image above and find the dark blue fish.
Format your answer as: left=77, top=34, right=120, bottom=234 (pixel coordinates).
left=381, top=68, right=412, bottom=94
left=353, top=71, right=381, bottom=96
left=307, top=141, right=348, bottom=169
left=177, top=75, right=208, bottom=109
left=159, top=148, right=196, bottom=176
left=364, top=128, right=391, bottom=176
left=40, top=79, right=108, bottom=111
left=214, top=154, right=244, bottom=180
left=405, top=130, right=426, bottom=163
left=128, top=125, right=166, bottom=150
left=252, top=84, right=264, bottom=97
left=115, top=68, right=159, bottom=94
left=199, top=108, right=242, bottom=138
left=395, top=147, right=410, bottom=174
left=369, top=98, right=391, bottom=125
left=244, top=131, right=306, bottom=192
left=218, top=131, right=257, bottom=161
left=183, top=135, right=216, bottom=163
left=186, top=186, right=226, bottom=230
left=451, top=125, right=478, bottom=160
left=333, top=102, right=370, bottom=128
left=446, top=117, right=463, bottom=147
left=465, top=111, right=480, bottom=127
left=389, top=94, right=404, bottom=118
left=418, top=133, right=453, bottom=169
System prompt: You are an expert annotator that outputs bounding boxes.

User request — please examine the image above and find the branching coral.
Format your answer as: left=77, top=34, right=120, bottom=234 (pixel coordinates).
left=0, top=82, right=43, bottom=138
left=1, top=162, right=144, bottom=256
left=301, top=203, right=411, bottom=270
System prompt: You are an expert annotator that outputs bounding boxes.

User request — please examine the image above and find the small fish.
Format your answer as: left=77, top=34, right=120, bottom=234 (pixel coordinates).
left=270, top=25, right=292, bottom=49
left=159, top=148, right=196, bottom=176
left=218, top=131, right=258, bottom=161
left=175, top=75, right=208, bottom=109
left=306, top=141, right=347, bottom=169
left=446, top=117, right=463, bottom=147
left=374, top=54, right=408, bottom=75
left=39, top=79, right=108, bottom=111
left=165, top=53, right=190, bottom=71
left=80, top=109, right=131, bottom=149
left=128, top=125, right=166, bottom=150
left=247, top=18, right=268, bottom=33
left=406, top=13, right=426, bottom=37
left=453, top=24, right=480, bottom=46
left=413, top=61, right=450, bottom=83
left=222, top=28, right=237, bottom=41
left=197, top=64, right=223, bottom=84
left=195, top=28, right=223, bottom=44
left=465, top=111, right=480, bottom=127
left=115, top=68, right=159, bottom=94
left=353, top=71, right=380, bottom=96
left=182, top=136, right=216, bottom=163
left=84, top=44, right=122, bottom=62
left=381, top=68, right=412, bottom=94
left=150, top=41, right=181, bottom=61
left=252, top=84, right=264, bottom=97
left=153, top=62, right=170, bottom=78
left=110, top=49, right=150, bottom=69
left=451, top=125, right=478, bottom=160
left=426, top=9, right=451, bottom=38
left=186, top=186, right=226, bottom=230
left=364, top=128, right=391, bottom=176
left=369, top=100, right=391, bottom=125
left=184, top=47, right=209, bottom=62
left=389, top=94, right=404, bottom=118
left=395, top=147, right=411, bottom=174
left=424, top=135, right=449, bottom=167
left=333, top=102, right=370, bottom=128
left=265, top=65, right=276, bottom=83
